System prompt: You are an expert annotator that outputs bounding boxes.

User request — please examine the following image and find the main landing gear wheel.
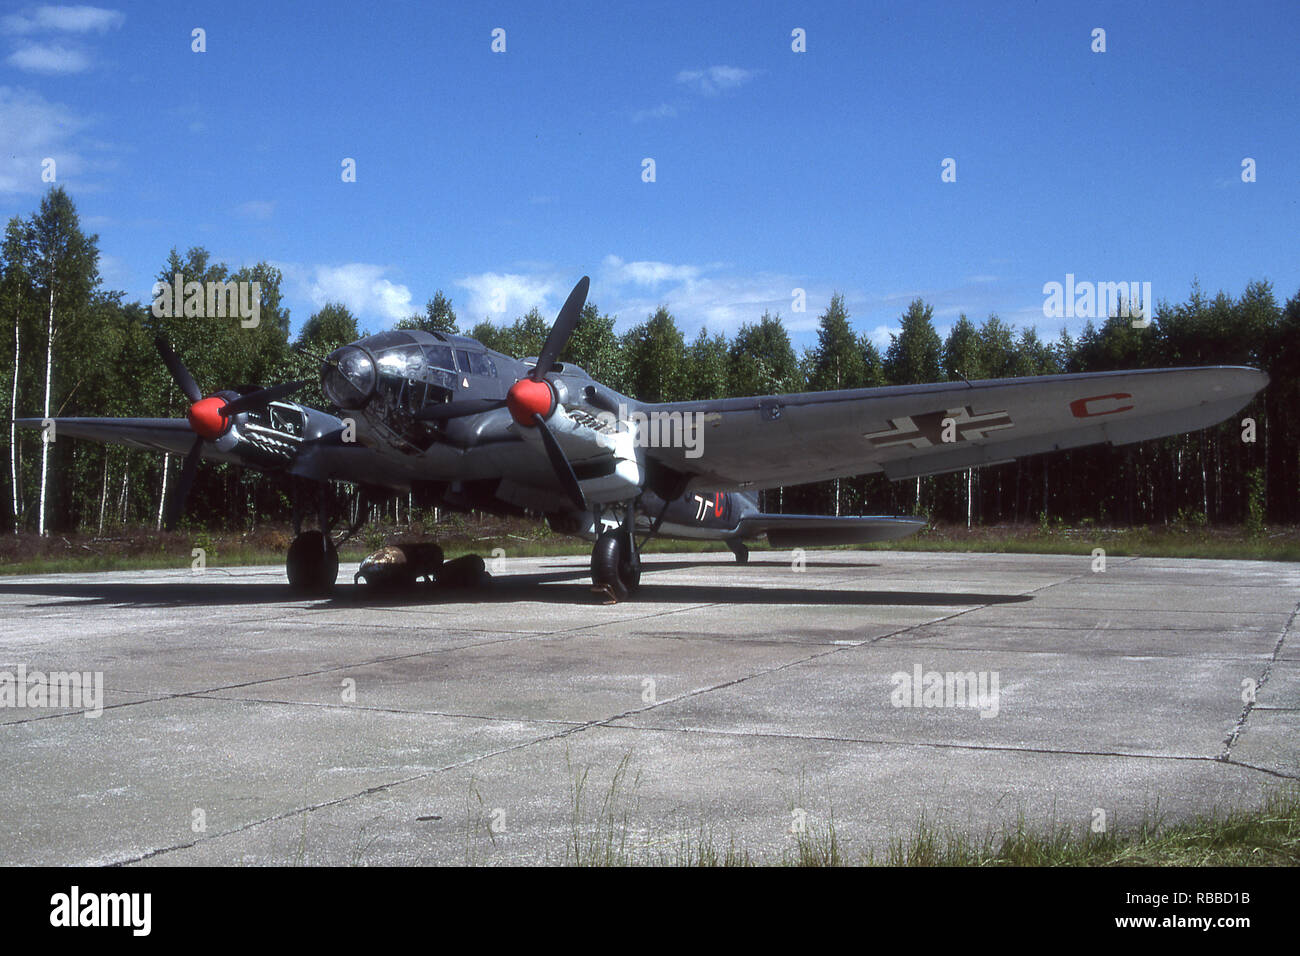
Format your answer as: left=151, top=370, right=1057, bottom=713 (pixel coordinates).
left=437, top=553, right=489, bottom=589
left=286, top=530, right=339, bottom=593
left=591, top=529, right=640, bottom=601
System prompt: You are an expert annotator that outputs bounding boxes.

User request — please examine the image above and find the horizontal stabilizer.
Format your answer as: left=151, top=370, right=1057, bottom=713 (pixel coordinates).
left=735, top=513, right=926, bottom=547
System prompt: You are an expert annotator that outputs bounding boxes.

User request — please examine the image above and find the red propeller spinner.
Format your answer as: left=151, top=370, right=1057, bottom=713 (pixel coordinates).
left=186, top=395, right=231, bottom=441
left=505, top=276, right=590, bottom=427
left=505, top=377, right=555, bottom=426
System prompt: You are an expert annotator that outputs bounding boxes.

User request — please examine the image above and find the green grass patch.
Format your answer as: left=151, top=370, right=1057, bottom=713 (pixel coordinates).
left=447, top=750, right=1300, bottom=866
left=547, top=765, right=1300, bottom=866
left=866, top=530, right=1300, bottom=562
left=2, top=520, right=1298, bottom=577
left=876, top=786, right=1300, bottom=866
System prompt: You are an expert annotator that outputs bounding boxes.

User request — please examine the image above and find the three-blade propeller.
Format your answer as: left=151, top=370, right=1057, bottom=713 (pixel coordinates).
left=414, top=276, right=592, bottom=510
left=154, top=335, right=305, bottom=529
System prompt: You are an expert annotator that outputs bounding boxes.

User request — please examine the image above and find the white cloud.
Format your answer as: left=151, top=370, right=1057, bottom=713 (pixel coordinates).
left=594, top=256, right=839, bottom=336
left=865, top=325, right=896, bottom=351
left=609, top=273, right=825, bottom=335
left=3, top=7, right=124, bottom=74
left=0, top=85, right=87, bottom=193
left=2, top=6, right=124, bottom=34
left=602, top=254, right=700, bottom=286
left=235, top=200, right=275, bottom=221
left=440, top=258, right=1047, bottom=354
left=455, top=272, right=557, bottom=323
left=448, top=258, right=850, bottom=341
left=675, top=66, right=756, bottom=96
left=277, top=263, right=415, bottom=323
left=630, top=102, right=677, bottom=122
left=629, top=66, right=754, bottom=124
left=6, top=41, right=90, bottom=73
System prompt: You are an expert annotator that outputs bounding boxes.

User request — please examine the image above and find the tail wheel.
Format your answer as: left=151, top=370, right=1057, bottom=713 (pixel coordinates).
left=591, top=531, right=634, bottom=601
left=286, top=530, right=339, bottom=593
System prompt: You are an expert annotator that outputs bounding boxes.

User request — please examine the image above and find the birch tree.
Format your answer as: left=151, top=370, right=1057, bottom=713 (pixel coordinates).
left=27, top=188, right=99, bottom=535
left=1, top=218, right=33, bottom=531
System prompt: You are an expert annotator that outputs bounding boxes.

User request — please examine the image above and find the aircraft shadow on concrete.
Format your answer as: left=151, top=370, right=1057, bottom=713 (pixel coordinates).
left=543, top=558, right=885, bottom=571
left=0, top=580, right=309, bottom=609
left=0, top=561, right=1032, bottom=609
left=410, top=576, right=1032, bottom=608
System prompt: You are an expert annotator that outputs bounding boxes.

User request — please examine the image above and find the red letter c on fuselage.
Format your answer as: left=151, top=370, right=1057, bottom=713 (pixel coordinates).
left=1069, top=393, right=1134, bottom=418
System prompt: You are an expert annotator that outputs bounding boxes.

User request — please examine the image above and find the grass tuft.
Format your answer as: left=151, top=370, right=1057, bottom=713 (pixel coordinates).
left=538, top=767, right=1300, bottom=866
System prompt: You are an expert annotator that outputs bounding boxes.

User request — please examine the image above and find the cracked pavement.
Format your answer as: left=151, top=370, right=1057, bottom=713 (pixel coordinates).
left=0, top=549, right=1295, bottom=864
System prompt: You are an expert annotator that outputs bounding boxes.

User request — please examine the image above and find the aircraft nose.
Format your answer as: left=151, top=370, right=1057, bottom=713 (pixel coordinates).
left=321, top=346, right=376, bottom=409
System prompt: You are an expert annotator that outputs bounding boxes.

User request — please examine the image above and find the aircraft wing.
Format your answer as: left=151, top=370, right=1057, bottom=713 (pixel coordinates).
left=637, top=366, right=1267, bottom=490
left=735, top=513, right=927, bottom=546
left=13, top=417, right=202, bottom=457
left=11, top=412, right=360, bottom=476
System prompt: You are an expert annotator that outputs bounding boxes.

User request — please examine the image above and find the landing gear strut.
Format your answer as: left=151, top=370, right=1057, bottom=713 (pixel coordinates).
left=726, top=538, right=749, bottom=564
left=286, top=479, right=372, bottom=593
left=591, top=503, right=641, bottom=601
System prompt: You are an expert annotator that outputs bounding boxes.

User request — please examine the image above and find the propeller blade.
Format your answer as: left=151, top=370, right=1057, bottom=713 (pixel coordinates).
left=533, top=413, right=586, bottom=511
left=163, top=435, right=204, bottom=531
left=530, top=276, right=589, bottom=382
left=413, top=397, right=509, bottom=422
left=222, top=380, right=307, bottom=416
left=154, top=335, right=202, bottom=404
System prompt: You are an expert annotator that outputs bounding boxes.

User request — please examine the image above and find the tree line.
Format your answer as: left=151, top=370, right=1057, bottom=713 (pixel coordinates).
left=3, top=187, right=1295, bottom=536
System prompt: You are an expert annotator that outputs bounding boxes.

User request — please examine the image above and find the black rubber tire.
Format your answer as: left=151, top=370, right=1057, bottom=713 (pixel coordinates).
left=617, top=528, right=641, bottom=594
left=591, top=532, right=629, bottom=601
left=286, top=530, right=339, bottom=593
left=437, top=553, right=487, bottom=588
left=399, top=541, right=444, bottom=579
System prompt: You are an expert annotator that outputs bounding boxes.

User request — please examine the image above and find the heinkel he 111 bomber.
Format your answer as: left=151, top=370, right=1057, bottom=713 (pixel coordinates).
left=19, top=276, right=1268, bottom=600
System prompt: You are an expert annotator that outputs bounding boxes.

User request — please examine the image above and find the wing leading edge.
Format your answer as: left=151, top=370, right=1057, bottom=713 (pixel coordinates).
left=13, top=417, right=200, bottom=457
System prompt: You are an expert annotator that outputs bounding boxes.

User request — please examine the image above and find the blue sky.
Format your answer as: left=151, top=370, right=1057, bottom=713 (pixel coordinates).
left=2, top=0, right=1297, bottom=351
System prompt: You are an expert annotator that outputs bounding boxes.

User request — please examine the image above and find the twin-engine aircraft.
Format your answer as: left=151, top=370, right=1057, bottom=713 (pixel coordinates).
left=18, top=276, right=1267, bottom=599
